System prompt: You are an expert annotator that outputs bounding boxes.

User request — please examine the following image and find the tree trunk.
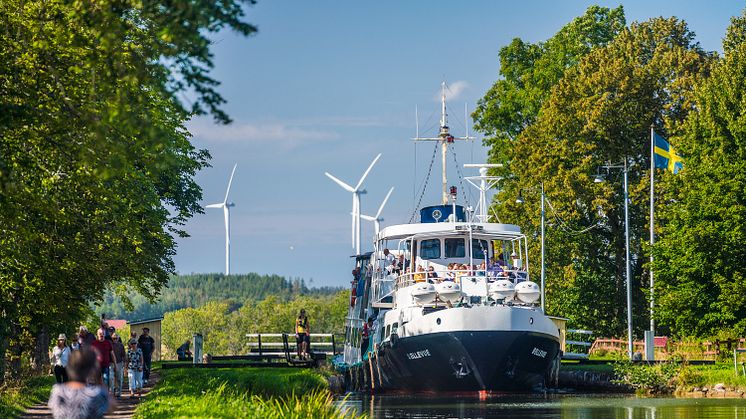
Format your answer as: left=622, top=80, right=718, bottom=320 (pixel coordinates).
left=31, top=325, right=50, bottom=374
left=9, top=323, right=22, bottom=379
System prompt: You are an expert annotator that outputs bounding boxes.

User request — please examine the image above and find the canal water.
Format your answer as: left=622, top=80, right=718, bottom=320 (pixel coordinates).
left=336, top=393, right=746, bottom=418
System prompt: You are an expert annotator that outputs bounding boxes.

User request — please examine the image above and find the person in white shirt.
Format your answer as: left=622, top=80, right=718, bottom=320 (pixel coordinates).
left=50, top=333, right=71, bottom=383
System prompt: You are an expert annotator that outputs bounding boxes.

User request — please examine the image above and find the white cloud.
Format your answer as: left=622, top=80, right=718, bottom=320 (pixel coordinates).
left=434, top=80, right=469, bottom=102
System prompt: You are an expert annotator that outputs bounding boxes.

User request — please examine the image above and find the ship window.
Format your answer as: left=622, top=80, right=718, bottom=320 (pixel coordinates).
left=419, top=239, right=441, bottom=259
left=385, top=324, right=391, bottom=338
left=471, top=239, right=489, bottom=260
left=445, top=238, right=465, bottom=257
left=392, top=322, right=399, bottom=335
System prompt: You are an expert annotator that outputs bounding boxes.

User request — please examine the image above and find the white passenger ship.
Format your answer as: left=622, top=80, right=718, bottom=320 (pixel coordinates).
left=335, top=84, right=561, bottom=392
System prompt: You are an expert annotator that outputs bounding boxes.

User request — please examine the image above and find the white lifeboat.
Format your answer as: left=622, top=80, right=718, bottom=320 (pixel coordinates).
left=515, top=281, right=540, bottom=304
left=435, top=281, right=462, bottom=303
left=410, top=282, right=437, bottom=305
left=489, top=279, right=515, bottom=301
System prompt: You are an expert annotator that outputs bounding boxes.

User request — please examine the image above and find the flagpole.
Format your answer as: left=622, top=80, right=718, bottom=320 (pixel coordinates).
left=649, top=125, right=655, bottom=335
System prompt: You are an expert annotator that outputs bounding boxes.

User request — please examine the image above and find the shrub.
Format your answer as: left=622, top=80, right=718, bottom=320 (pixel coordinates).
left=612, top=360, right=682, bottom=395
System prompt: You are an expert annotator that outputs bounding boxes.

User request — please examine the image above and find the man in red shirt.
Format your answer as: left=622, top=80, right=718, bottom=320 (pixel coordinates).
left=91, top=329, right=117, bottom=390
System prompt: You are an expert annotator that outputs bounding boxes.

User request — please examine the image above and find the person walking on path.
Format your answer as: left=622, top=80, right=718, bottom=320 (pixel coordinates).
left=137, top=327, right=155, bottom=384
left=50, top=334, right=71, bottom=383
left=110, top=333, right=126, bottom=398
left=126, top=339, right=144, bottom=398
left=91, top=329, right=117, bottom=390
left=48, top=347, right=113, bottom=419
left=295, top=309, right=310, bottom=360
left=78, top=326, right=95, bottom=349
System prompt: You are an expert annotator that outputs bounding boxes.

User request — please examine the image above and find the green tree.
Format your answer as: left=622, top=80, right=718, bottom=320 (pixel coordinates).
left=476, top=15, right=711, bottom=336
left=0, top=0, right=255, bottom=380
left=473, top=5, right=626, bottom=162
left=652, top=12, right=746, bottom=337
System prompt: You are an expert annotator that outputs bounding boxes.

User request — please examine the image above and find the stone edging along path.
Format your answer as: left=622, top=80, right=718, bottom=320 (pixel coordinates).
left=21, top=370, right=160, bottom=419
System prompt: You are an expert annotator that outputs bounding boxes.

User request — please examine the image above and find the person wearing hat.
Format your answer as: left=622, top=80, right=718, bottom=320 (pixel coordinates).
left=50, top=333, right=71, bottom=383
left=126, top=339, right=144, bottom=397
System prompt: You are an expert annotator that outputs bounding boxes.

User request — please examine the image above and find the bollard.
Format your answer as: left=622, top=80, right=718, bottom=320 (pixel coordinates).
left=193, top=333, right=203, bottom=364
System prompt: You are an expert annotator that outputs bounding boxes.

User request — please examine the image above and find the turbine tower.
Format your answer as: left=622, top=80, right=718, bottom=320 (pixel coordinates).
left=206, top=163, right=237, bottom=275
left=360, top=187, right=394, bottom=235
left=325, top=153, right=381, bottom=255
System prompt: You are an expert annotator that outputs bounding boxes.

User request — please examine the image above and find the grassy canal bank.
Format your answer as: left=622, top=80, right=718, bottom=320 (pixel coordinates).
left=0, top=375, right=55, bottom=417
left=562, top=361, right=746, bottom=396
left=135, top=367, right=363, bottom=418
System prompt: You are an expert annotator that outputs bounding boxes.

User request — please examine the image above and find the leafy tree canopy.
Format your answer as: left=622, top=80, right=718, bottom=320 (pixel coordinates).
left=653, top=11, right=746, bottom=337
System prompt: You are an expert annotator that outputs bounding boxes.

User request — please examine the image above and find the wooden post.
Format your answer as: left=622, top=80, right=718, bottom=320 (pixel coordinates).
left=258, top=334, right=263, bottom=356
left=331, top=334, right=337, bottom=355
left=368, top=357, right=376, bottom=391
left=375, top=350, right=383, bottom=389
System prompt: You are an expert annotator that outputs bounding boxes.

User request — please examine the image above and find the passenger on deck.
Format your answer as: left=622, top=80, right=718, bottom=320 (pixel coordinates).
left=413, top=265, right=426, bottom=282
left=455, top=264, right=467, bottom=281
left=477, top=261, right=487, bottom=276
left=361, top=317, right=373, bottom=356
left=383, top=248, right=395, bottom=266
left=427, top=266, right=439, bottom=281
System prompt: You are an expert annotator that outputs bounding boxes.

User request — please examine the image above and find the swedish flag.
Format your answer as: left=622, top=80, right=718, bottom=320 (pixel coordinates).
left=653, top=132, right=683, bottom=174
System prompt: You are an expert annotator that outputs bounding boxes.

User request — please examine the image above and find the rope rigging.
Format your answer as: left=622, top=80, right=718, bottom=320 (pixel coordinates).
left=408, top=141, right=440, bottom=223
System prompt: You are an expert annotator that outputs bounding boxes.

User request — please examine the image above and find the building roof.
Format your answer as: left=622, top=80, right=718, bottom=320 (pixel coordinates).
left=106, top=319, right=128, bottom=330
left=128, top=317, right=164, bottom=326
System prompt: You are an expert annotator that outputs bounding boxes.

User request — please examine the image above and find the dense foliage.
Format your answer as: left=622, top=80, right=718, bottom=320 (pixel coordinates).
left=160, top=291, right=349, bottom=358
left=651, top=13, right=746, bottom=337
left=0, top=0, right=255, bottom=381
left=474, top=6, right=725, bottom=337
left=96, top=273, right=342, bottom=321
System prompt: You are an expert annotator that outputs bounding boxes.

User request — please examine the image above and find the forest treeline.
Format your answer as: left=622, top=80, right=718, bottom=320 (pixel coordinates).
left=96, top=274, right=342, bottom=321
left=159, top=292, right=349, bottom=359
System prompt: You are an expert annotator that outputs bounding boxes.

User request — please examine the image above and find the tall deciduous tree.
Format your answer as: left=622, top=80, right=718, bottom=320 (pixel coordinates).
left=475, top=12, right=711, bottom=336
left=0, top=0, right=255, bottom=379
left=653, top=12, right=746, bottom=337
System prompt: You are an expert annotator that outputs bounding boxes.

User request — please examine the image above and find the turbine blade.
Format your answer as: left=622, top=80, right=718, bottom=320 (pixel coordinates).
left=359, top=214, right=376, bottom=221
left=205, top=203, right=224, bottom=209
left=375, top=187, right=395, bottom=218
left=355, top=153, right=382, bottom=191
left=223, top=164, right=237, bottom=204
left=325, top=172, right=355, bottom=193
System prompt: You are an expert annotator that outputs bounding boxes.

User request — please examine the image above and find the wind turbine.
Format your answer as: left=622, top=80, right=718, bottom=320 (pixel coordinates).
left=360, top=187, right=394, bottom=235
left=325, top=153, right=381, bottom=255
left=206, top=163, right=237, bottom=275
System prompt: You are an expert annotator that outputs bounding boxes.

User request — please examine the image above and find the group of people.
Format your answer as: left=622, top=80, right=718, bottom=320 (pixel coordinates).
left=48, top=318, right=157, bottom=418
left=377, top=248, right=527, bottom=285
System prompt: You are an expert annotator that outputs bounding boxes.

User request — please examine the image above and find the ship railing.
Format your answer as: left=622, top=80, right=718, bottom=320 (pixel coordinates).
left=372, top=273, right=396, bottom=306
left=392, top=268, right=529, bottom=290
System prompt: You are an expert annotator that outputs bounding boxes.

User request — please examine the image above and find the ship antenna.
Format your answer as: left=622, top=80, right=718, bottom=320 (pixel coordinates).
left=464, top=163, right=504, bottom=223
left=413, top=81, right=474, bottom=205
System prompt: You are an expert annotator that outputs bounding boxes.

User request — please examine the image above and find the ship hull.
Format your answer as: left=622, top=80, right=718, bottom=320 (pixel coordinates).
left=371, top=330, right=560, bottom=392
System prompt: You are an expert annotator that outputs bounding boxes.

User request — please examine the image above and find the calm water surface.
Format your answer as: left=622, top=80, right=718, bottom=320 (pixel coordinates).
left=336, top=393, right=746, bottom=418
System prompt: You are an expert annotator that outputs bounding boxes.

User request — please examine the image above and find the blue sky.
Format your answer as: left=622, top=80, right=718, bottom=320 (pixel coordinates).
left=173, top=1, right=744, bottom=287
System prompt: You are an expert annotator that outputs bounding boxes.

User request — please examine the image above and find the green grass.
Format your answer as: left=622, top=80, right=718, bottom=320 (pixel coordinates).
left=135, top=367, right=362, bottom=418
left=677, top=363, right=746, bottom=389
left=0, top=375, right=56, bottom=418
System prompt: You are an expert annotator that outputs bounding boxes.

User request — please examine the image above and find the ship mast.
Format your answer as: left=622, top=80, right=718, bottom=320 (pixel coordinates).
left=414, top=82, right=474, bottom=205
